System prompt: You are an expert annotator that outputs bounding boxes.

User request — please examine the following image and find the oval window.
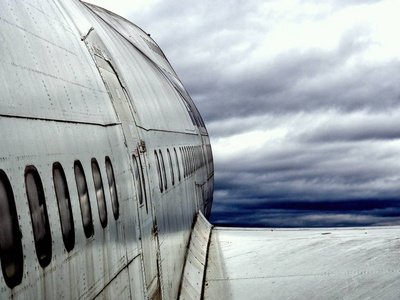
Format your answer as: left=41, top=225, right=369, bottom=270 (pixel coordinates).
left=105, top=157, right=119, bottom=220
left=154, top=151, right=163, bottom=192
left=159, top=150, right=167, bottom=191
left=192, top=146, right=196, bottom=173
left=180, top=147, right=186, bottom=178
left=0, top=170, right=23, bottom=288
left=174, top=148, right=181, bottom=182
left=189, top=146, right=193, bottom=174
left=167, top=149, right=175, bottom=186
left=187, top=146, right=192, bottom=175
left=201, top=146, right=205, bottom=167
left=137, top=154, right=148, bottom=207
left=184, top=147, right=189, bottom=176
left=25, top=166, right=52, bottom=268
left=197, top=146, right=201, bottom=169
left=92, top=158, right=107, bottom=228
left=53, top=162, right=75, bottom=252
left=132, top=155, right=143, bottom=205
left=74, top=161, right=93, bottom=238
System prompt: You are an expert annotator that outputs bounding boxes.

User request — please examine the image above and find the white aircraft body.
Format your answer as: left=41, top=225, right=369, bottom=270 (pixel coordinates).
left=1, top=1, right=400, bottom=299
left=0, top=0, right=212, bottom=299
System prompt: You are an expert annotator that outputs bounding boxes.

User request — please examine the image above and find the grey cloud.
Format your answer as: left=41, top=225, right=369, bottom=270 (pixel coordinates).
left=126, top=0, right=400, bottom=227
left=300, top=113, right=400, bottom=142
left=130, top=0, right=400, bottom=124
left=197, top=56, right=400, bottom=123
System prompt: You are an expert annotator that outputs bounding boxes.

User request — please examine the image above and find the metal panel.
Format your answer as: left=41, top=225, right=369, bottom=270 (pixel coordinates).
left=81, top=3, right=198, bottom=133
left=83, top=3, right=178, bottom=79
left=0, top=1, right=214, bottom=299
left=0, top=116, right=139, bottom=299
left=179, top=212, right=213, bottom=300
left=83, top=29, right=161, bottom=298
left=0, top=0, right=117, bottom=125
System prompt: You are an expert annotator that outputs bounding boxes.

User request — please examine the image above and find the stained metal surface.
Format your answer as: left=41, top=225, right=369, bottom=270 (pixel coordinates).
left=82, top=2, right=198, bottom=133
left=179, top=212, right=212, bottom=300
left=0, top=0, right=214, bottom=299
left=204, top=227, right=400, bottom=300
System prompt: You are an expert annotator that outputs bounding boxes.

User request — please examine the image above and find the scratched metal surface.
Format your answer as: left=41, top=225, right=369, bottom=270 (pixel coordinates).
left=85, top=2, right=208, bottom=137
left=204, top=227, right=400, bottom=300
left=179, top=212, right=212, bottom=300
left=82, top=2, right=198, bottom=133
left=0, top=0, right=214, bottom=299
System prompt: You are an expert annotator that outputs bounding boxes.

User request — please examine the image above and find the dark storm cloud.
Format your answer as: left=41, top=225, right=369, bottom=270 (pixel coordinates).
left=126, top=0, right=400, bottom=227
left=210, top=205, right=400, bottom=228
left=211, top=121, right=400, bottom=227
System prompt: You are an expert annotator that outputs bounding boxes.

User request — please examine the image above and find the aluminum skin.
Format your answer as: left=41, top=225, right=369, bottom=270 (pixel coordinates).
left=0, top=0, right=214, bottom=299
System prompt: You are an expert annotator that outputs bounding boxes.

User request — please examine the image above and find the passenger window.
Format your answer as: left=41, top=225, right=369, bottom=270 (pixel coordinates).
left=174, top=148, right=181, bottom=182
left=195, top=147, right=198, bottom=170
left=91, top=158, right=107, bottom=228
left=198, top=146, right=201, bottom=169
left=105, top=157, right=119, bottom=220
left=181, top=147, right=187, bottom=178
left=137, top=154, right=148, bottom=206
left=197, top=146, right=201, bottom=169
left=193, top=147, right=196, bottom=172
left=0, top=170, right=23, bottom=288
left=25, top=166, right=52, bottom=268
left=159, top=150, right=167, bottom=190
left=132, top=155, right=143, bottom=205
left=74, top=161, right=94, bottom=238
left=189, top=146, right=193, bottom=175
left=53, top=162, right=75, bottom=252
left=201, top=146, right=205, bottom=167
left=190, top=146, right=194, bottom=173
left=194, top=146, right=198, bottom=171
left=208, top=144, right=214, bottom=173
left=187, top=147, right=192, bottom=175
left=183, top=147, right=190, bottom=177
left=154, top=150, right=163, bottom=192
left=167, top=149, right=175, bottom=186
left=193, top=146, right=197, bottom=170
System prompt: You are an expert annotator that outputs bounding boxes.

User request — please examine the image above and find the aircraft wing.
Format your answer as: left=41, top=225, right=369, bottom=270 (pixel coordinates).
left=179, top=213, right=400, bottom=299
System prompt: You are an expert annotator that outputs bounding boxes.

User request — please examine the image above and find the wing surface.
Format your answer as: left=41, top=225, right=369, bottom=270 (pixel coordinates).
left=204, top=226, right=400, bottom=299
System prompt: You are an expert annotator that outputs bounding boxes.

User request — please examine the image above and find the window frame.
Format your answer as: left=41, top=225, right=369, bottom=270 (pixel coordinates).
left=52, top=162, right=75, bottom=252
left=183, top=147, right=188, bottom=178
left=167, top=149, right=175, bottom=186
left=132, top=155, right=144, bottom=205
left=0, top=169, right=24, bottom=288
left=74, top=160, right=94, bottom=238
left=25, top=165, right=52, bottom=268
left=105, top=156, right=119, bottom=220
left=154, top=150, right=163, bottom=192
left=91, top=158, right=108, bottom=229
left=159, top=149, right=167, bottom=191
left=174, top=147, right=181, bottom=182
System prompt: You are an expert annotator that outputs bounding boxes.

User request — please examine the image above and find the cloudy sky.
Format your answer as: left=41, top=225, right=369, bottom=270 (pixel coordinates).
left=88, top=0, right=400, bottom=227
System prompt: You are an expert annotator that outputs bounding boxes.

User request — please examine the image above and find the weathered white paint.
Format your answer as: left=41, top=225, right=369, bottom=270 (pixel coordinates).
left=204, top=227, right=400, bottom=300
left=0, top=0, right=213, bottom=299
left=179, top=212, right=212, bottom=300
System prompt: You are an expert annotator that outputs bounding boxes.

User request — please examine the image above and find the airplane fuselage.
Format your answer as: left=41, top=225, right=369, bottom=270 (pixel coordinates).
left=0, top=1, right=213, bottom=299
